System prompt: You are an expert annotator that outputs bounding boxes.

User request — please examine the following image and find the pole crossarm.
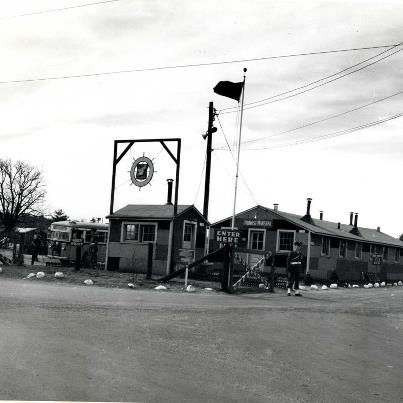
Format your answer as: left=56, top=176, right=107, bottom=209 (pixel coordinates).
left=116, top=141, right=134, bottom=164
left=160, top=141, right=177, bottom=163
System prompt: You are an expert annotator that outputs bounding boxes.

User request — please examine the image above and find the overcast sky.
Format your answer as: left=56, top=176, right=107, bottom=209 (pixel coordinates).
left=0, top=0, right=402, bottom=237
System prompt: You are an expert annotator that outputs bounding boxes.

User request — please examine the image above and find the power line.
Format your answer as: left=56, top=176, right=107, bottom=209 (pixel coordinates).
left=243, top=112, right=403, bottom=151
left=0, top=0, right=123, bottom=19
left=219, top=43, right=403, bottom=114
left=193, top=152, right=207, bottom=205
left=238, top=89, right=403, bottom=146
left=0, top=44, right=400, bottom=86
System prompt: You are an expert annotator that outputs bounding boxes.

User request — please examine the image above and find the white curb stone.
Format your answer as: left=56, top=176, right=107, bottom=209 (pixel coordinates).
left=321, top=285, right=328, bottom=290
left=27, top=272, right=36, bottom=279
left=154, top=285, right=167, bottom=290
left=83, top=279, right=94, bottom=285
left=393, top=282, right=398, bottom=286
left=398, top=281, right=403, bottom=286
left=352, top=284, right=359, bottom=288
left=127, top=283, right=135, bottom=288
left=329, top=284, right=338, bottom=289
left=374, top=283, right=380, bottom=288
left=258, top=283, right=266, bottom=289
left=54, top=272, right=64, bottom=278
left=363, top=284, right=369, bottom=289
left=0, top=266, right=3, bottom=273
left=299, top=286, right=306, bottom=290
left=186, top=285, right=196, bottom=292
left=204, top=288, right=213, bottom=291
left=380, top=282, right=386, bottom=287
left=367, top=283, right=373, bottom=288
left=36, top=272, right=45, bottom=279
left=310, top=285, right=318, bottom=290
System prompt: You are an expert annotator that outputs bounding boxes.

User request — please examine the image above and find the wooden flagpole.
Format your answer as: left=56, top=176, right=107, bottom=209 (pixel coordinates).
left=231, top=68, right=247, bottom=230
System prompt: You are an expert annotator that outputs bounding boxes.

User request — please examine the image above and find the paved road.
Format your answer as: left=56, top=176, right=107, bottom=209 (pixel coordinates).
left=0, top=279, right=402, bottom=402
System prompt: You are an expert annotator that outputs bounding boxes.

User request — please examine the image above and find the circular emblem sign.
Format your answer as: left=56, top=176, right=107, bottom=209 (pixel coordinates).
left=130, top=156, right=154, bottom=187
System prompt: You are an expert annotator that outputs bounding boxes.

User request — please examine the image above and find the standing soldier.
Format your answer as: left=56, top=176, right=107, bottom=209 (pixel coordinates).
left=287, top=241, right=303, bottom=296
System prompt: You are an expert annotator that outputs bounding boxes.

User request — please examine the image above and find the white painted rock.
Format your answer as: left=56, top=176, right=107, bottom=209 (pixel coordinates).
left=127, top=283, right=135, bottom=288
left=311, top=285, right=318, bottom=290
left=204, top=287, right=213, bottom=291
left=299, top=286, right=306, bottom=290
left=348, top=284, right=352, bottom=288
left=329, top=283, right=338, bottom=289
left=186, top=285, right=196, bottom=292
left=398, top=281, right=403, bottom=286
left=393, top=283, right=398, bottom=286
left=367, top=283, right=373, bottom=288
left=54, top=272, right=64, bottom=278
left=27, top=272, right=36, bottom=279
left=0, top=266, right=3, bottom=273
left=83, top=279, right=94, bottom=285
left=363, top=284, right=369, bottom=289
left=352, top=284, right=359, bottom=288
left=36, top=272, right=45, bottom=279
left=380, top=282, right=386, bottom=287
left=321, top=285, right=328, bottom=290
left=154, top=285, right=167, bottom=290
left=258, top=283, right=266, bottom=289
left=374, top=283, right=380, bottom=288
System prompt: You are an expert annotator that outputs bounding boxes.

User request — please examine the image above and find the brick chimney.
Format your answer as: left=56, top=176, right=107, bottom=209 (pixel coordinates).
left=349, top=212, right=354, bottom=226
left=349, top=212, right=362, bottom=236
left=273, top=203, right=279, bottom=211
left=319, top=211, right=323, bottom=220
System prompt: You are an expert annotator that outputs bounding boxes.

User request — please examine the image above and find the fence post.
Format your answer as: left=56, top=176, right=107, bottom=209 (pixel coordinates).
left=185, top=265, right=189, bottom=287
left=146, top=243, right=153, bottom=279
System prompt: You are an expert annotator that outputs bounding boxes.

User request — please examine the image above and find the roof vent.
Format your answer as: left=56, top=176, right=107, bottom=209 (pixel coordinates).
left=273, top=203, right=279, bottom=211
left=377, top=226, right=380, bottom=232
left=337, top=222, right=340, bottom=229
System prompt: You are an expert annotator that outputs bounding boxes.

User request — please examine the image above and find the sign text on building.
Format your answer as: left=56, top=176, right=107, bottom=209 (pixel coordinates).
left=242, top=219, right=272, bottom=227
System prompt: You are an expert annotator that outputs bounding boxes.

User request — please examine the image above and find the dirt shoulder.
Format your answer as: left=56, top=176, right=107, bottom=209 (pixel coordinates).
left=0, top=263, right=221, bottom=292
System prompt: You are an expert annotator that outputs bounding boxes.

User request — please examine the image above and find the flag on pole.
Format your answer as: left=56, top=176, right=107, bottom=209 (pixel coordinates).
left=213, top=81, right=244, bottom=102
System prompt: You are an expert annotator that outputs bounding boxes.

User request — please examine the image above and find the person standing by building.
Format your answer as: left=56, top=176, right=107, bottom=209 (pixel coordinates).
left=287, top=241, right=303, bottom=296
left=31, top=234, right=41, bottom=265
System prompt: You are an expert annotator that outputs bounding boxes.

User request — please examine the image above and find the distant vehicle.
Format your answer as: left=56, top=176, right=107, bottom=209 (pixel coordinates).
left=47, top=221, right=108, bottom=267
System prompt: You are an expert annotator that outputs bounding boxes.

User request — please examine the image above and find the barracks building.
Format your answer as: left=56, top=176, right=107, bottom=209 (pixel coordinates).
left=210, top=199, right=403, bottom=282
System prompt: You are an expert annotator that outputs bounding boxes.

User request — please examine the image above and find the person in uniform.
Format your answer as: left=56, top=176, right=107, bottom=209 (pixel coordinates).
left=287, top=241, right=303, bottom=296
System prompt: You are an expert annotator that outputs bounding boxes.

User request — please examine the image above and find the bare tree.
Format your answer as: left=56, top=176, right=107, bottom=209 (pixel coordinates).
left=0, top=159, right=46, bottom=234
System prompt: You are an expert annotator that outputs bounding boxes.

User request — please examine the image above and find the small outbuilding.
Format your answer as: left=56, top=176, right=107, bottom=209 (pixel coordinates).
left=106, top=204, right=209, bottom=274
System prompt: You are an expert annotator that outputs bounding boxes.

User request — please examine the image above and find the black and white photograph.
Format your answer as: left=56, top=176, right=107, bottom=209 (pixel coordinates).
left=0, top=1, right=402, bottom=402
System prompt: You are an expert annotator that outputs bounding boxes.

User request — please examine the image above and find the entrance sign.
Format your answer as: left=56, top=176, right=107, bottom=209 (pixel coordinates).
left=215, top=229, right=241, bottom=244
left=130, top=156, right=154, bottom=187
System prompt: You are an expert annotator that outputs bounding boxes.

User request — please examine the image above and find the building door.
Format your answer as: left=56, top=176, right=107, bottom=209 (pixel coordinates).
left=247, top=229, right=266, bottom=267
left=180, top=221, right=197, bottom=263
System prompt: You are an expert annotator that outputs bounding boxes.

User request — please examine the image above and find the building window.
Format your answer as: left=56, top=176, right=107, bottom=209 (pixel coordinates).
left=277, top=230, right=295, bottom=252
left=250, top=230, right=264, bottom=250
left=122, top=223, right=156, bottom=243
left=183, top=223, right=193, bottom=243
left=395, top=248, right=400, bottom=263
left=355, top=243, right=362, bottom=259
left=339, top=240, right=347, bottom=258
left=321, top=237, right=330, bottom=256
left=371, top=244, right=382, bottom=256
left=383, top=246, right=388, bottom=261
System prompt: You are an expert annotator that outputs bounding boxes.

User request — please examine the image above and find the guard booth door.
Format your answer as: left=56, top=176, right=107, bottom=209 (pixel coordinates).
left=247, top=229, right=266, bottom=267
left=181, top=221, right=197, bottom=261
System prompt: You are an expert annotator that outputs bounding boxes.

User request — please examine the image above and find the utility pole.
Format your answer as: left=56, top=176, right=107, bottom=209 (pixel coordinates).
left=203, top=101, right=216, bottom=220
